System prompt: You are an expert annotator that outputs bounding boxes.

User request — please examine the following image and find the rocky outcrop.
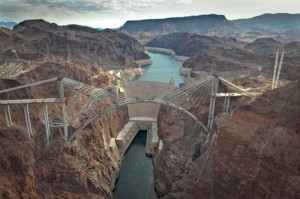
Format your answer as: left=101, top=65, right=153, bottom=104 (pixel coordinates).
left=183, top=49, right=264, bottom=77
left=233, top=13, right=300, bottom=28
left=145, top=33, right=261, bottom=77
left=244, top=38, right=300, bottom=81
left=120, top=14, right=231, bottom=35
left=108, top=67, right=144, bottom=82
left=0, top=59, right=129, bottom=198
left=120, top=13, right=300, bottom=43
left=147, top=33, right=299, bottom=81
left=119, top=14, right=234, bottom=43
left=154, top=81, right=300, bottom=198
left=146, top=33, right=238, bottom=57
left=153, top=104, right=209, bottom=198
left=0, top=107, right=128, bottom=199
left=232, top=13, right=300, bottom=41
left=0, top=18, right=155, bottom=198
left=0, top=19, right=149, bottom=71
left=244, top=38, right=284, bottom=56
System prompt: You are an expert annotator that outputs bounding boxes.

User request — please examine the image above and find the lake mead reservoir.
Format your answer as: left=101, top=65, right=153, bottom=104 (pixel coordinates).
left=135, top=52, right=185, bottom=86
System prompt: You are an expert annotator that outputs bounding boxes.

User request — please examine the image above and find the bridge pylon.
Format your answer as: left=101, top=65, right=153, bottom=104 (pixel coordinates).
left=207, top=74, right=219, bottom=131
left=59, top=78, right=69, bottom=143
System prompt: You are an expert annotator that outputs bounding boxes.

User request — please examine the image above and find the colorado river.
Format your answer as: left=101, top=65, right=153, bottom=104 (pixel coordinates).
left=114, top=131, right=157, bottom=199
left=114, top=52, right=185, bottom=199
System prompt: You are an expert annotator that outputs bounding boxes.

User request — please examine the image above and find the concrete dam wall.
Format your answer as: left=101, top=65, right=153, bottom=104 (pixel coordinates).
left=120, top=81, right=175, bottom=119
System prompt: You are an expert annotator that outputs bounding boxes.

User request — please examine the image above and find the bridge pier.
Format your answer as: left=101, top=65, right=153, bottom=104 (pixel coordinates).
left=226, top=97, right=230, bottom=113
left=223, top=97, right=227, bottom=112
left=208, top=75, right=219, bottom=131
left=62, top=102, right=68, bottom=143
left=43, top=103, right=51, bottom=143
left=59, top=79, right=69, bottom=143
left=223, top=96, right=231, bottom=113
left=4, top=105, right=13, bottom=126
left=23, top=104, right=33, bottom=138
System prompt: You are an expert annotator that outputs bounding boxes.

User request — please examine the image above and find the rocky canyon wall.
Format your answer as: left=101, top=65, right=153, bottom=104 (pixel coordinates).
left=0, top=64, right=129, bottom=198
left=154, top=81, right=300, bottom=198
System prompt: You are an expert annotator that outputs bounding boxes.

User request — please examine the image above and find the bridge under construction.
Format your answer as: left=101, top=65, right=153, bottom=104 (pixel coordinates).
left=0, top=74, right=261, bottom=159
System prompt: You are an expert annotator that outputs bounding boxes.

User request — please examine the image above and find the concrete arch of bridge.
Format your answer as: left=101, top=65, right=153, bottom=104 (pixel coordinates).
left=68, top=98, right=209, bottom=143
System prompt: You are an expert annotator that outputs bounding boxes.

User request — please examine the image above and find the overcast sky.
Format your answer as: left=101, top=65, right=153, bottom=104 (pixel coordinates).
left=0, top=0, right=299, bottom=28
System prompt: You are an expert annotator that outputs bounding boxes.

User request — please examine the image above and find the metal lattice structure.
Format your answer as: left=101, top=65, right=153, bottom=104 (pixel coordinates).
left=0, top=75, right=260, bottom=144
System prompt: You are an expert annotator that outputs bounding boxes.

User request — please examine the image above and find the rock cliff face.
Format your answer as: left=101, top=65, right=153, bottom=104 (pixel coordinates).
left=146, top=33, right=300, bottom=81
left=183, top=49, right=264, bottom=75
left=233, top=13, right=300, bottom=28
left=244, top=39, right=300, bottom=81
left=146, top=32, right=235, bottom=57
left=0, top=52, right=129, bottom=198
left=154, top=81, right=300, bottom=198
left=0, top=18, right=160, bottom=198
left=120, top=15, right=230, bottom=35
left=233, top=13, right=300, bottom=41
left=0, top=107, right=127, bottom=199
left=154, top=105, right=207, bottom=197
left=146, top=32, right=256, bottom=74
left=0, top=19, right=149, bottom=70
left=119, top=14, right=233, bottom=44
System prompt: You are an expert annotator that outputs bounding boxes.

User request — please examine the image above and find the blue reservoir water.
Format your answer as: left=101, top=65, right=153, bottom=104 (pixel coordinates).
left=135, top=52, right=185, bottom=86
left=114, top=52, right=184, bottom=199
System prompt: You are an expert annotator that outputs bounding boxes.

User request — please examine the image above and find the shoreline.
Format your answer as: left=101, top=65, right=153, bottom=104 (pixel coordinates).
left=144, top=47, right=190, bottom=62
left=134, top=59, right=152, bottom=66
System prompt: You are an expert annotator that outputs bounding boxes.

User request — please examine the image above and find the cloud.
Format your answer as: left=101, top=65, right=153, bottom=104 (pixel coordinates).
left=0, top=0, right=299, bottom=28
left=175, top=0, right=193, bottom=3
left=0, top=0, right=166, bottom=22
left=27, top=0, right=112, bottom=12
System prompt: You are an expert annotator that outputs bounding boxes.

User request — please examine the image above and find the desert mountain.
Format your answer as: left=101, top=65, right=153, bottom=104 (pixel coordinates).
left=0, top=19, right=149, bottom=71
left=0, top=14, right=299, bottom=199
left=146, top=33, right=300, bottom=81
left=154, top=79, right=300, bottom=198
left=119, top=14, right=235, bottom=44
left=233, top=13, right=300, bottom=28
left=232, top=13, right=300, bottom=42
left=120, top=14, right=231, bottom=34
left=0, top=19, right=149, bottom=198
left=120, top=13, right=300, bottom=43
left=146, top=32, right=240, bottom=57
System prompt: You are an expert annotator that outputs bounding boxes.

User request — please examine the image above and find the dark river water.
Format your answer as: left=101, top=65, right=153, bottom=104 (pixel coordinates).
left=114, top=131, right=157, bottom=199
left=114, top=52, right=185, bottom=199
